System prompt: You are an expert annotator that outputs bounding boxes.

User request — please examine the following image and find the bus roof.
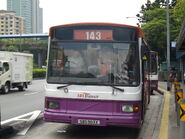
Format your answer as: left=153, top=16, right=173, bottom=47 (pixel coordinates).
left=49, top=22, right=142, bottom=38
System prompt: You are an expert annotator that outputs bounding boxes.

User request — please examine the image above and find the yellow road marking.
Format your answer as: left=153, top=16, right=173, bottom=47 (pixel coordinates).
left=158, top=87, right=170, bottom=139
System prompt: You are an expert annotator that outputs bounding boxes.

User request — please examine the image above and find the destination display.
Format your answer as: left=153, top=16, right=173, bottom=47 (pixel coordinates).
left=74, top=30, right=113, bottom=40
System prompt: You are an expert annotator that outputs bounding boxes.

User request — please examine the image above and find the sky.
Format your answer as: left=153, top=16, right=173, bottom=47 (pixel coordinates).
left=0, top=0, right=148, bottom=33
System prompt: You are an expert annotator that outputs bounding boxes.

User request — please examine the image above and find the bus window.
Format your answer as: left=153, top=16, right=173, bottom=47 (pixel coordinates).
left=151, top=55, right=158, bottom=74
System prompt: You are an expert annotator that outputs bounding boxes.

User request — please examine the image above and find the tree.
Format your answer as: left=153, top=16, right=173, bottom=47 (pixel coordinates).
left=137, top=0, right=166, bottom=23
left=142, top=18, right=166, bottom=61
left=172, top=0, right=185, bottom=31
left=170, top=0, right=177, bottom=8
left=140, top=8, right=167, bottom=61
left=137, top=0, right=179, bottom=62
left=6, top=45, right=18, bottom=52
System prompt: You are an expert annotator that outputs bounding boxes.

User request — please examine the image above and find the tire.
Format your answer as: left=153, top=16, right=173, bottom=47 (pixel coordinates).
left=151, top=90, right=154, bottom=95
left=1, top=82, right=10, bottom=94
left=18, top=83, right=27, bottom=91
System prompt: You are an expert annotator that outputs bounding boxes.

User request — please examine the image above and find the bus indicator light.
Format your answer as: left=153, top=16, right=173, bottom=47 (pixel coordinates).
left=134, top=106, right=139, bottom=112
left=74, top=30, right=112, bottom=40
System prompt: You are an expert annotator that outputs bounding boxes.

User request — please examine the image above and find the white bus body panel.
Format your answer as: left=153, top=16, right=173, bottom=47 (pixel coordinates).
left=45, top=84, right=142, bottom=101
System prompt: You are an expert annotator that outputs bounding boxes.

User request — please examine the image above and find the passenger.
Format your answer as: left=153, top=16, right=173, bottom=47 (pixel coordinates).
left=66, top=50, right=85, bottom=73
left=169, top=67, right=177, bottom=90
left=52, top=46, right=67, bottom=71
left=87, top=56, right=106, bottom=77
left=100, top=63, right=108, bottom=75
left=98, top=57, right=113, bottom=76
left=99, top=51, right=115, bottom=83
left=56, top=55, right=67, bottom=70
left=169, top=67, right=177, bottom=83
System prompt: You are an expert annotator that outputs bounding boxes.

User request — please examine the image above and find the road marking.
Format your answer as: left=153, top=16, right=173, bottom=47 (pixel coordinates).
left=1, top=110, right=41, bottom=125
left=158, top=87, right=170, bottom=139
left=17, top=111, right=41, bottom=135
left=24, top=92, right=38, bottom=96
left=1, top=110, right=41, bottom=135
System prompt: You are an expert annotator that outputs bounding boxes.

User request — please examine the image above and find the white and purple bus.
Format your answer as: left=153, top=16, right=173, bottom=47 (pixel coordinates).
left=44, top=23, right=151, bottom=128
left=150, top=51, right=158, bottom=93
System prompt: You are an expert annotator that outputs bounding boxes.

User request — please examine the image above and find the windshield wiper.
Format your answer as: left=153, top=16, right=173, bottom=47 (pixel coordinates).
left=98, top=83, right=125, bottom=92
left=57, top=84, right=72, bottom=89
left=57, top=83, right=124, bottom=92
left=57, top=82, right=93, bottom=89
left=110, top=85, right=124, bottom=92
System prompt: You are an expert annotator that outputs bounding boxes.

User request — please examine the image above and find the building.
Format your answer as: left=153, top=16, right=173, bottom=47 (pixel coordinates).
left=7, top=0, right=43, bottom=34
left=0, top=10, right=25, bottom=35
left=32, top=0, right=43, bottom=34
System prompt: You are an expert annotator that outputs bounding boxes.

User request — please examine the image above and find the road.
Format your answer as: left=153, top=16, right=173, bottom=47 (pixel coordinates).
left=13, top=121, right=140, bottom=139
left=0, top=80, right=164, bottom=139
left=0, top=79, right=45, bottom=121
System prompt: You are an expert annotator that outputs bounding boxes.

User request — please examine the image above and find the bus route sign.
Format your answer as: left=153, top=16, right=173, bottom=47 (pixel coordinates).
left=74, top=30, right=113, bottom=40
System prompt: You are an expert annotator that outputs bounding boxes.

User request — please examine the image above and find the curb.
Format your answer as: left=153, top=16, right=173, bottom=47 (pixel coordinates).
left=152, top=89, right=166, bottom=139
left=156, top=89, right=164, bottom=95
left=137, top=90, right=164, bottom=139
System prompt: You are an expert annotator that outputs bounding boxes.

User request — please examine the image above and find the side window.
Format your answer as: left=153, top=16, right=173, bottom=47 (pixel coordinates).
left=141, top=40, right=150, bottom=71
left=3, top=62, right=9, bottom=72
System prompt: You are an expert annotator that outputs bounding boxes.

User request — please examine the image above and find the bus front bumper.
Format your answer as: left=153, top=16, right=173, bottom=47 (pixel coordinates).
left=44, top=111, right=141, bottom=128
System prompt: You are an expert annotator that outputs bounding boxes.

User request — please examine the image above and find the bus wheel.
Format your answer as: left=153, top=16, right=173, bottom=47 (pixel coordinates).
left=2, top=82, right=10, bottom=94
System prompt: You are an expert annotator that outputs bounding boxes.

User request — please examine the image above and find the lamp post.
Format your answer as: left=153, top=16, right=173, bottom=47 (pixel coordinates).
left=166, top=0, right=171, bottom=91
left=125, top=17, right=140, bottom=27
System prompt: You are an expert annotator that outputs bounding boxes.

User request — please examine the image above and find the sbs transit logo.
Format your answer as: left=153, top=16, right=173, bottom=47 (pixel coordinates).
left=77, top=93, right=99, bottom=99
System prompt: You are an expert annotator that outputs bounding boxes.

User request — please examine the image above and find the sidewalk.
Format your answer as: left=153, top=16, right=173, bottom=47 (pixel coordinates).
left=158, top=82, right=181, bottom=139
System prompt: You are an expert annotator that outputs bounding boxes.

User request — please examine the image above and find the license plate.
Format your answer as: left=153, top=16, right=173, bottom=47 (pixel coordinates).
left=77, top=119, right=100, bottom=125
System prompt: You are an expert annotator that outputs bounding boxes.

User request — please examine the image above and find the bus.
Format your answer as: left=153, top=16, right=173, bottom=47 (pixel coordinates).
left=150, top=51, right=158, bottom=93
left=44, top=23, right=151, bottom=128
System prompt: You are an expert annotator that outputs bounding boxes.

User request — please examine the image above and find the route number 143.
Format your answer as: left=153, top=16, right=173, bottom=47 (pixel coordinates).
left=86, top=32, right=101, bottom=40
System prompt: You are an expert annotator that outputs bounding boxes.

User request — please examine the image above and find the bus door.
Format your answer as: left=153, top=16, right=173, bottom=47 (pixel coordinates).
left=141, top=41, right=150, bottom=117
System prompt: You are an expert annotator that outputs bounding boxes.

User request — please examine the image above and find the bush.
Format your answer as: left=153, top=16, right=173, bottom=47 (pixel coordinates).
left=33, top=69, right=46, bottom=78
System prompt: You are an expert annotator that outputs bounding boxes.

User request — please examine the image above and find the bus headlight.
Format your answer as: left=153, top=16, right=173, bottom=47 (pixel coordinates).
left=121, top=105, right=133, bottom=112
left=47, top=101, right=60, bottom=109
left=121, top=105, right=139, bottom=112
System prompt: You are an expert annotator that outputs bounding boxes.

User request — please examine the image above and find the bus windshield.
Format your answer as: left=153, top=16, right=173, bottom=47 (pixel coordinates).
left=47, top=42, right=140, bottom=86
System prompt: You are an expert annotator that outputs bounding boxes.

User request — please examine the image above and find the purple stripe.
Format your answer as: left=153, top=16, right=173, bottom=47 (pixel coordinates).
left=44, top=97, right=142, bottom=128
